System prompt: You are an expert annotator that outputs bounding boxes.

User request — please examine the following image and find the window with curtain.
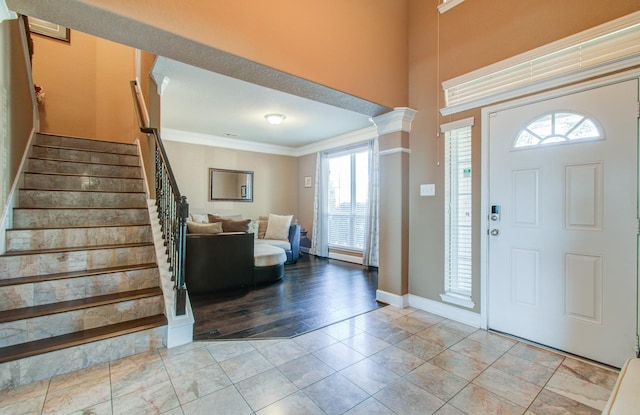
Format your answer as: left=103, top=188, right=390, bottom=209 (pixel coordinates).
left=326, top=146, right=369, bottom=251
left=441, top=118, right=475, bottom=308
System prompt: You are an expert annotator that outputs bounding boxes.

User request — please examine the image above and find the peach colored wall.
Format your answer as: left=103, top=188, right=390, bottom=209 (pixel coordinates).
left=76, top=0, right=409, bottom=109
left=31, top=30, right=136, bottom=142
left=1, top=18, right=34, bottom=219
left=407, top=0, right=640, bottom=311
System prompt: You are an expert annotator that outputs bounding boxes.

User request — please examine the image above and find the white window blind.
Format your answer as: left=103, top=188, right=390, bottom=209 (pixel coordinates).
left=441, top=13, right=640, bottom=115
left=327, top=147, right=369, bottom=251
left=442, top=118, right=474, bottom=308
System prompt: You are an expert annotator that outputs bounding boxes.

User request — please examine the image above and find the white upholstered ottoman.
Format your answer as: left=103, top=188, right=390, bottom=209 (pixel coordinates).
left=602, top=358, right=640, bottom=414
left=253, top=244, right=286, bottom=285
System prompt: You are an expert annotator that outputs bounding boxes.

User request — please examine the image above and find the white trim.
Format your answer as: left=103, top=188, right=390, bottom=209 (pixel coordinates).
left=409, top=294, right=484, bottom=328
left=438, top=0, right=464, bottom=14
left=162, top=107, right=417, bottom=157
left=440, top=116, right=474, bottom=133
left=440, top=292, right=475, bottom=309
left=479, top=69, right=640, bottom=333
left=296, top=126, right=378, bottom=157
left=376, top=289, right=410, bottom=308
left=147, top=199, right=194, bottom=348
left=134, top=138, right=151, bottom=198
left=162, top=128, right=298, bottom=156
left=328, top=251, right=363, bottom=265
left=441, top=11, right=640, bottom=116
left=0, top=0, right=17, bottom=21
left=378, top=148, right=411, bottom=157
left=371, top=107, right=418, bottom=136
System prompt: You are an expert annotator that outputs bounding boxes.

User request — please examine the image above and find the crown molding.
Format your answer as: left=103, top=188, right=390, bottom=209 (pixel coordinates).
left=438, top=0, right=465, bottom=14
left=371, top=107, right=418, bottom=136
left=162, top=107, right=418, bottom=157
left=293, top=125, right=377, bottom=157
left=162, top=128, right=297, bottom=156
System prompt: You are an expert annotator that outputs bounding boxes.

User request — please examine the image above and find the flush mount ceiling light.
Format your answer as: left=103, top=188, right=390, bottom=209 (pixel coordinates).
left=265, top=113, right=286, bottom=125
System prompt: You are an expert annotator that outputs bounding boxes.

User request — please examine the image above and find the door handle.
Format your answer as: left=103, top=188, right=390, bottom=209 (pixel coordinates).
left=490, top=229, right=500, bottom=236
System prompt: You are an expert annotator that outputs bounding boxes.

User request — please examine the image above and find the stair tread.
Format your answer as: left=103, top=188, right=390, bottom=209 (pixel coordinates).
left=20, top=188, right=145, bottom=195
left=7, top=223, right=150, bottom=232
left=28, top=156, right=139, bottom=168
left=24, top=171, right=143, bottom=181
left=0, top=314, right=166, bottom=364
left=0, top=287, right=163, bottom=323
left=37, top=133, right=138, bottom=148
left=1, top=242, right=153, bottom=257
left=0, top=263, right=158, bottom=287
left=33, top=143, right=138, bottom=158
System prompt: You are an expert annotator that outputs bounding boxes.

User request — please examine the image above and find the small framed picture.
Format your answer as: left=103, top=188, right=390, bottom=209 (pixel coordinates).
left=304, top=176, right=312, bottom=188
left=29, top=17, right=70, bottom=42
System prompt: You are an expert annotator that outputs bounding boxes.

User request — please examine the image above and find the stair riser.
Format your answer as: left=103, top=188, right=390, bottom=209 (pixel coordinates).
left=19, top=190, right=147, bottom=209
left=31, top=146, right=139, bottom=167
left=0, top=245, right=156, bottom=279
left=13, top=208, right=150, bottom=228
left=7, top=226, right=152, bottom=251
left=28, top=159, right=142, bottom=179
left=35, top=135, right=138, bottom=156
left=0, top=268, right=159, bottom=311
left=0, top=326, right=165, bottom=391
left=24, top=173, right=144, bottom=193
left=0, top=296, right=164, bottom=348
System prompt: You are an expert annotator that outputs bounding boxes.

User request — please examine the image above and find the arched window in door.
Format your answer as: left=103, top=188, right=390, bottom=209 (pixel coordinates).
left=514, top=111, right=603, bottom=149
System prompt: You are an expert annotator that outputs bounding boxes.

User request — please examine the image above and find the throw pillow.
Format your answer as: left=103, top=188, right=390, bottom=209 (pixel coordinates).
left=209, top=214, right=251, bottom=232
left=222, top=218, right=251, bottom=232
left=248, top=220, right=259, bottom=239
left=190, top=213, right=208, bottom=223
left=265, top=213, right=293, bottom=241
left=258, top=216, right=269, bottom=239
left=186, top=221, right=223, bottom=234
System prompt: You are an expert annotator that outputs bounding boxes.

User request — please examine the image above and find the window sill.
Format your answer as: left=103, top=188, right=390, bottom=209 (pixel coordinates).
left=438, top=0, right=465, bottom=14
left=440, top=292, right=475, bottom=309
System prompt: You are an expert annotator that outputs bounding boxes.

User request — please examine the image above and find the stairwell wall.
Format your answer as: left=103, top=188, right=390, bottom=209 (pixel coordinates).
left=0, top=17, right=35, bottom=251
left=31, top=29, right=137, bottom=143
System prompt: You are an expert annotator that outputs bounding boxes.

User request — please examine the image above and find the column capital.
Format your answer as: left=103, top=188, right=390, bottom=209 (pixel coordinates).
left=370, top=107, right=417, bottom=137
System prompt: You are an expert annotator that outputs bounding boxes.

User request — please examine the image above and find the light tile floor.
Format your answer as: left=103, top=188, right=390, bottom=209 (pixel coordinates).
left=0, top=306, right=619, bottom=415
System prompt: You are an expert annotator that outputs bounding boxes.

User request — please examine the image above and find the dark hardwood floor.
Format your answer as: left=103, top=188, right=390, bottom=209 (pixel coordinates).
left=189, top=254, right=383, bottom=340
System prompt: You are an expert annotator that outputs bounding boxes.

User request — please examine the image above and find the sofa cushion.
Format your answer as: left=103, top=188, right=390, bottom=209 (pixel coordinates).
left=265, top=214, right=293, bottom=241
left=257, top=216, right=268, bottom=239
left=189, top=213, right=209, bottom=223
left=208, top=214, right=251, bottom=232
left=186, top=221, right=223, bottom=234
left=254, top=244, right=287, bottom=267
left=255, top=238, right=291, bottom=251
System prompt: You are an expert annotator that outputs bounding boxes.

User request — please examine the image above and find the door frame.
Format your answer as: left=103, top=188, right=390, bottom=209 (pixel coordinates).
left=480, top=69, right=640, bottom=350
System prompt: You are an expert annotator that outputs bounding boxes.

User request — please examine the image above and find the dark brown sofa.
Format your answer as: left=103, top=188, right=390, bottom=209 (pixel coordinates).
left=185, top=232, right=254, bottom=295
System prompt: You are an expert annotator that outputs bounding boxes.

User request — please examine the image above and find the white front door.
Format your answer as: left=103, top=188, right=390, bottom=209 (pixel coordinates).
left=488, top=79, right=638, bottom=368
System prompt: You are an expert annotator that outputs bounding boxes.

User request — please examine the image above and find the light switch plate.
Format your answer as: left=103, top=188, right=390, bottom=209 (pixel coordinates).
left=420, top=184, right=435, bottom=196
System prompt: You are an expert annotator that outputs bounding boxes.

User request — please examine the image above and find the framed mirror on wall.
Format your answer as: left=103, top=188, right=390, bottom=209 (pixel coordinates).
left=209, top=168, right=253, bottom=202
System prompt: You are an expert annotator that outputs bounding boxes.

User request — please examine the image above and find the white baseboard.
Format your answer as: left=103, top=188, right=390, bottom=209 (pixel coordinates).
left=408, top=294, right=484, bottom=328
left=376, top=290, right=409, bottom=308
left=328, top=252, right=363, bottom=265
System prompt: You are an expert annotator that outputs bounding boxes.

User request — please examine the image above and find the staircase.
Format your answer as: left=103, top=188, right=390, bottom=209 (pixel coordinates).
left=0, top=133, right=167, bottom=390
